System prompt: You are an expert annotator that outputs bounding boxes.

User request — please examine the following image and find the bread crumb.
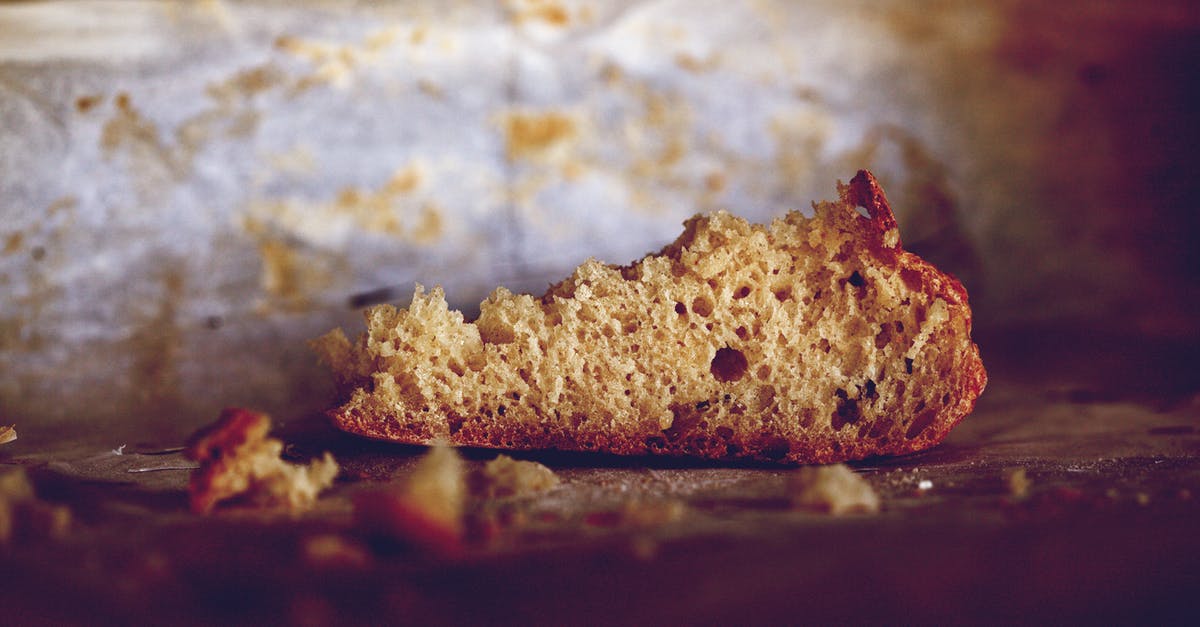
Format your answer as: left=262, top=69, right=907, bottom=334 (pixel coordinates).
left=0, top=425, right=15, bottom=445
left=1136, top=492, right=1151, bottom=506
left=584, top=499, right=687, bottom=530
left=1006, top=467, right=1031, bottom=499
left=619, top=499, right=687, bottom=527
left=0, top=466, right=71, bottom=543
left=789, top=464, right=880, bottom=515
left=303, top=533, right=371, bottom=569
left=353, top=444, right=465, bottom=555
left=184, top=408, right=338, bottom=514
left=471, top=455, right=560, bottom=498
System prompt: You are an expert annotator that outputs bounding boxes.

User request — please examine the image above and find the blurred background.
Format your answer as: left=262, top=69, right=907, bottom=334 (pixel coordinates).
left=1, top=0, right=1198, bottom=443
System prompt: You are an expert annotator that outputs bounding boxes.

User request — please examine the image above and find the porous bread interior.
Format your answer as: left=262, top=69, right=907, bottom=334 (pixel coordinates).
left=315, top=199, right=980, bottom=463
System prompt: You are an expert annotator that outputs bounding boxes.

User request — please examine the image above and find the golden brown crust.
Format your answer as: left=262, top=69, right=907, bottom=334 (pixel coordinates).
left=317, top=171, right=986, bottom=465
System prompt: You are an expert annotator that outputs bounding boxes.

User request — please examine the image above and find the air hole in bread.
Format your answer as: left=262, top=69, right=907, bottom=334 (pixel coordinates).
left=832, top=391, right=861, bottom=432
left=905, top=358, right=914, bottom=374
left=760, top=437, right=790, bottom=460
left=875, top=323, right=893, bottom=349
left=674, top=302, right=687, bottom=315
left=691, top=295, right=713, bottom=317
left=710, top=347, right=748, bottom=382
left=735, top=326, right=748, bottom=340
left=733, top=285, right=751, bottom=299
left=905, top=409, right=937, bottom=439
left=848, top=270, right=866, bottom=287
left=773, top=286, right=792, bottom=302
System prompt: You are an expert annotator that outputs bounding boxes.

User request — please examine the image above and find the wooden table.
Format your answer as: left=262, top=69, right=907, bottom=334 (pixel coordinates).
left=3, top=325, right=1198, bottom=624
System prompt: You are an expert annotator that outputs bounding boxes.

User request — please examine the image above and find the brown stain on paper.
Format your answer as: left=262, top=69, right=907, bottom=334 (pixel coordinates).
left=504, top=111, right=578, bottom=162
left=99, top=64, right=283, bottom=196
left=256, top=238, right=332, bottom=310
left=246, top=163, right=443, bottom=310
left=0, top=196, right=78, bottom=352
left=507, top=0, right=571, bottom=26
left=127, top=269, right=185, bottom=410
left=101, top=93, right=187, bottom=183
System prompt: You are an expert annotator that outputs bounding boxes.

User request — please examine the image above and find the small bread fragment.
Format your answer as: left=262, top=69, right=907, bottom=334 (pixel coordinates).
left=353, top=444, right=465, bottom=555
left=315, top=171, right=986, bottom=464
left=790, top=464, right=880, bottom=515
left=0, top=466, right=72, bottom=543
left=185, top=408, right=339, bottom=514
left=471, top=455, right=560, bottom=499
left=0, top=425, right=16, bottom=445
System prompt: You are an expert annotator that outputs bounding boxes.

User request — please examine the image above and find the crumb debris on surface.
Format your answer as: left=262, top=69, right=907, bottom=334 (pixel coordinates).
left=0, top=466, right=71, bottom=544
left=0, top=425, right=16, bottom=445
left=471, top=455, right=560, bottom=499
left=1006, top=467, right=1031, bottom=499
left=184, top=408, right=339, bottom=514
left=353, top=444, right=466, bottom=555
left=303, top=533, right=372, bottom=569
left=789, top=464, right=880, bottom=515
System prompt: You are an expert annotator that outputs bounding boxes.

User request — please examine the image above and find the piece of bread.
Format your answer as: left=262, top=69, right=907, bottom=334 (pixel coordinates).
left=789, top=464, right=880, bottom=515
left=185, top=408, right=339, bottom=514
left=313, top=171, right=986, bottom=464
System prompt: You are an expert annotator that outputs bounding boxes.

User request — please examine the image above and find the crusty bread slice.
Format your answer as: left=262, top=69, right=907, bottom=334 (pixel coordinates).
left=313, top=171, right=986, bottom=464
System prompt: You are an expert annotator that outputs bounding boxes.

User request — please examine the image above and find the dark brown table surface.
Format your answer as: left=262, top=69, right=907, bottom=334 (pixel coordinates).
left=3, top=326, right=1199, bottom=625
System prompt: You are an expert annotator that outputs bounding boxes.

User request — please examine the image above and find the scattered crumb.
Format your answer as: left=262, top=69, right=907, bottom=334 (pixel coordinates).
left=629, top=534, right=659, bottom=560
left=401, top=445, right=465, bottom=527
left=353, top=444, right=465, bottom=555
left=789, top=464, right=880, bottom=515
left=619, top=499, right=687, bottom=527
left=1006, top=467, right=1031, bottom=499
left=584, top=498, right=688, bottom=529
left=0, top=466, right=34, bottom=503
left=917, top=479, right=934, bottom=490
left=471, top=455, right=559, bottom=499
left=0, top=425, right=15, bottom=445
left=184, top=408, right=339, bottom=514
left=303, top=533, right=372, bottom=569
left=1, top=466, right=71, bottom=544
left=1135, top=492, right=1151, bottom=506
